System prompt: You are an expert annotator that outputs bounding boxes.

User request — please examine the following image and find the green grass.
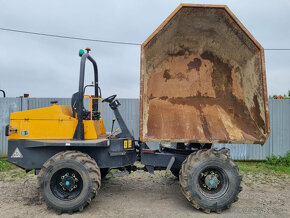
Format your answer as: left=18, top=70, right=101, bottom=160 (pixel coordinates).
left=266, top=151, right=290, bottom=166
left=0, top=158, right=34, bottom=181
left=235, top=151, right=290, bottom=175
left=236, top=161, right=290, bottom=175
left=0, top=158, right=17, bottom=171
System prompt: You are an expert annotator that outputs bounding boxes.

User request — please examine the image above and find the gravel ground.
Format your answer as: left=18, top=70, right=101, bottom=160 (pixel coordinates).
left=0, top=166, right=289, bottom=218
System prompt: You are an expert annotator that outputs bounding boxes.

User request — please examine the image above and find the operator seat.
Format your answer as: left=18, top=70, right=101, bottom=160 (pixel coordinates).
left=71, top=92, right=90, bottom=120
left=71, top=92, right=79, bottom=118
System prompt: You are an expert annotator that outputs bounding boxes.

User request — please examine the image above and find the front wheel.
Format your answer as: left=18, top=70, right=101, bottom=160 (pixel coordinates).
left=179, top=149, right=242, bottom=213
left=38, top=151, right=101, bottom=214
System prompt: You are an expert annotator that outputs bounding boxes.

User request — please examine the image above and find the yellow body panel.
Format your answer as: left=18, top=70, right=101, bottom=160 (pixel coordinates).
left=8, top=102, right=106, bottom=140
left=9, top=119, right=77, bottom=139
left=10, top=104, right=73, bottom=120
left=83, top=120, right=106, bottom=139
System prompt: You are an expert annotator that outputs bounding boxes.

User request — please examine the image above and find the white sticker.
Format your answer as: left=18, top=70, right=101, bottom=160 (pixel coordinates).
left=11, top=147, right=23, bottom=158
left=20, top=130, right=29, bottom=136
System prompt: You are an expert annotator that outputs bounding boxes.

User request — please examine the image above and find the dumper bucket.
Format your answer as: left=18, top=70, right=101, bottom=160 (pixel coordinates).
left=140, top=4, right=270, bottom=144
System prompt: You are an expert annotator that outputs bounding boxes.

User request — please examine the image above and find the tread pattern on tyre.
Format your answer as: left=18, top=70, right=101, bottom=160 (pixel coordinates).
left=179, top=149, right=242, bottom=213
left=38, top=150, right=101, bottom=213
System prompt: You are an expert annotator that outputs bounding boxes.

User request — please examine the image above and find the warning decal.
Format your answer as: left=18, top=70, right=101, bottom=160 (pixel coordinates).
left=11, top=147, right=23, bottom=158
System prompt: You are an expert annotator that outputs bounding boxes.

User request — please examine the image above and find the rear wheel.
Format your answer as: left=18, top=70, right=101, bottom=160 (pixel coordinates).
left=179, top=149, right=242, bottom=213
left=38, top=151, right=101, bottom=214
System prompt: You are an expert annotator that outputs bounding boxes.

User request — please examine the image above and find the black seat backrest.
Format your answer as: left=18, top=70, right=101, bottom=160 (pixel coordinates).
left=71, top=92, right=79, bottom=118
left=71, top=92, right=92, bottom=120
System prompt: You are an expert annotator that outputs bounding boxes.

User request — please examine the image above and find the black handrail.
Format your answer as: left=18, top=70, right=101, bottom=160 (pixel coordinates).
left=0, top=89, right=6, bottom=98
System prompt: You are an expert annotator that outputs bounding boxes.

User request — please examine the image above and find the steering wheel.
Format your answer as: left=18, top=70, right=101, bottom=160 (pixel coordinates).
left=102, top=94, right=117, bottom=103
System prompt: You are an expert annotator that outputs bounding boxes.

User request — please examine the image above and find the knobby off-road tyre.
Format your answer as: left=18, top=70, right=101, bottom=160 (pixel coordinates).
left=179, top=149, right=242, bottom=213
left=38, top=151, right=101, bottom=214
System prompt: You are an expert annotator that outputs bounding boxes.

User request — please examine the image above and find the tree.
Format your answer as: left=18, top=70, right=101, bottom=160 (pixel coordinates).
left=269, top=90, right=290, bottom=99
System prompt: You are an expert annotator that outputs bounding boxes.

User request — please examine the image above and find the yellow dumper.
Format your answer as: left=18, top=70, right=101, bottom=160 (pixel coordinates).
left=7, top=4, right=269, bottom=214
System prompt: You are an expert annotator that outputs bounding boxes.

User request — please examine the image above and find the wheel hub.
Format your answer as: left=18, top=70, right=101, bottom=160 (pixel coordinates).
left=200, top=169, right=223, bottom=192
left=59, top=173, right=79, bottom=192
left=205, top=173, right=220, bottom=189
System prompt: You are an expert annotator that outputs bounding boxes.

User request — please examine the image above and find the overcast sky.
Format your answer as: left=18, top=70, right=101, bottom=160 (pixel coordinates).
left=0, top=0, right=289, bottom=98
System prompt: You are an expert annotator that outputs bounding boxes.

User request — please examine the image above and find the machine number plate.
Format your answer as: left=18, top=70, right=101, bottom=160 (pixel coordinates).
left=20, top=130, right=29, bottom=136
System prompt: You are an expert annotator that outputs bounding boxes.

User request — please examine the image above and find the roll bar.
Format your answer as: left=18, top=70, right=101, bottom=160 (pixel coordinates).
left=0, top=90, right=5, bottom=98
left=74, top=49, right=99, bottom=140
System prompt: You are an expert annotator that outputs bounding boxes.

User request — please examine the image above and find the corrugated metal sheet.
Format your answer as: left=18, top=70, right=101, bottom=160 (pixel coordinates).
left=102, top=99, right=140, bottom=139
left=0, top=98, right=22, bottom=156
left=0, top=98, right=289, bottom=159
left=27, top=98, right=71, bottom=109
